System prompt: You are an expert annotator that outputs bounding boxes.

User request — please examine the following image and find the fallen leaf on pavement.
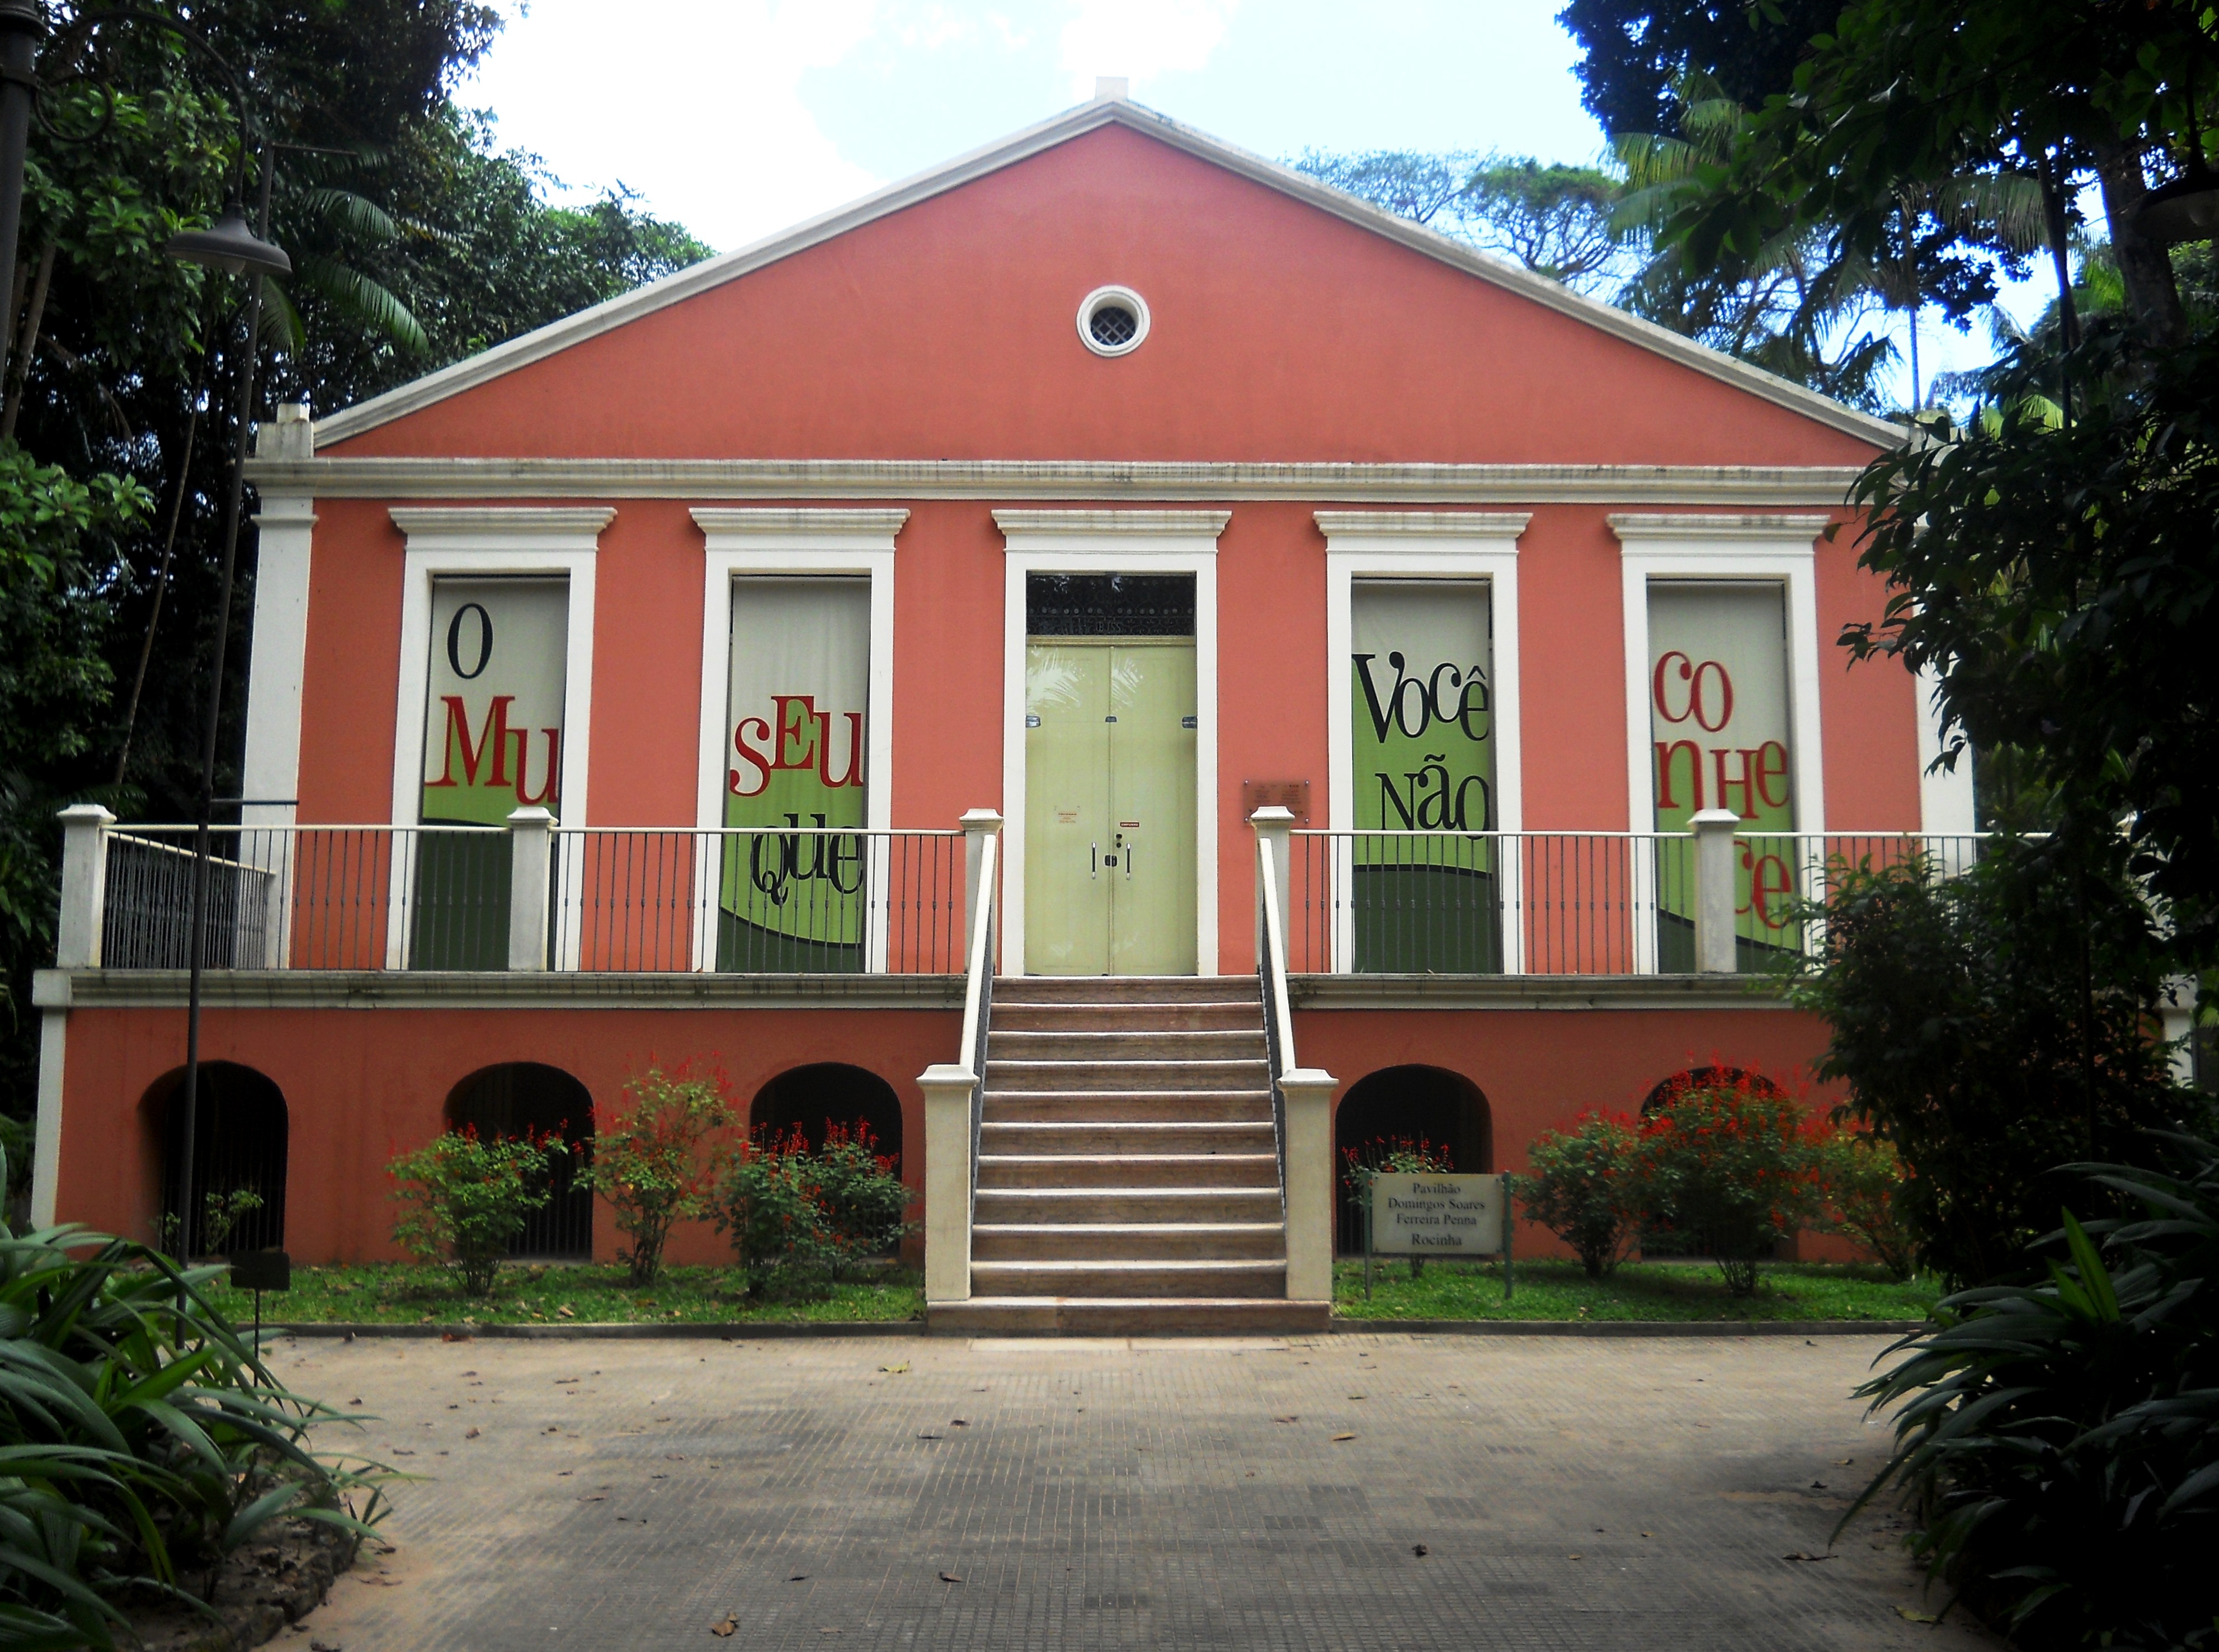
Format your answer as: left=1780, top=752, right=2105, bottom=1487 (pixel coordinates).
left=576, top=1495, right=605, bottom=1503
left=917, top=1433, right=943, bottom=1441
left=1271, top=1415, right=1298, bottom=1424
left=1331, top=1433, right=1356, bottom=1442
left=1412, top=1544, right=1429, bottom=1557
left=389, top=1449, right=415, bottom=1457
left=880, top=1362, right=910, bottom=1375
left=464, top=1428, right=480, bottom=1439
left=788, top=1573, right=808, bottom=1582
left=1568, top=1554, right=1583, bottom=1561
left=951, top=1419, right=969, bottom=1427
left=1784, top=1552, right=1834, bottom=1563
left=938, top=1573, right=963, bottom=1584
left=710, top=1616, right=738, bottom=1637
left=1897, top=1607, right=1938, bottom=1623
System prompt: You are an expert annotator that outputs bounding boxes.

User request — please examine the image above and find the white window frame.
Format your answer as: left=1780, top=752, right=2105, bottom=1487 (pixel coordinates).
left=996, top=509, right=1226, bottom=976
left=1612, top=513, right=1830, bottom=972
left=691, top=508, right=904, bottom=973
left=1318, top=511, right=1529, bottom=973
left=388, top=507, right=610, bottom=969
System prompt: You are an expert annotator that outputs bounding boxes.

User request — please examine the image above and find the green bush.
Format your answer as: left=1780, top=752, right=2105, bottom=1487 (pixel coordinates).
left=714, top=1126, right=835, bottom=1299
left=812, top=1122, right=912, bottom=1280
left=388, top=1128, right=564, bottom=1296
left=1639, top=1075, right=1824, bottom=1296
left=0, top=1154, right=384, bottom=1649
left=1848, top=1132, right=2219, bottom=1648
left=579, top=1066, right=733, bottom=1287
left=1813, top=1131, right=1920, bottom=1281
left=1789, top=843, right=2198, bottom=1286
left=1518, top=1111, right=1643, bottom=1279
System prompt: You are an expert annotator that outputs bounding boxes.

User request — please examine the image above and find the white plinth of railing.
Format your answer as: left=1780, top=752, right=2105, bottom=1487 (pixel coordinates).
left=922, top=812, right=1000, bottom=1306
left=1253, top=807, right=1335, bottom=1305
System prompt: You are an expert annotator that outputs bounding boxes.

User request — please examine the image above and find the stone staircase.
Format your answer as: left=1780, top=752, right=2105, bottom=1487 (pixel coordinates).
left=928, top=976, right=1332, bottom=1334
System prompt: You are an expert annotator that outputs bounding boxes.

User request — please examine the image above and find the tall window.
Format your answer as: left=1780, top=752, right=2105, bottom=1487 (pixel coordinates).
left=719, top=577, right=871, bottom=971
left=413, top=578, right=569, bottom=967
left=1646, top=580, right=1798, bottom=969
left=1350, top=579, right=1499, bottom=971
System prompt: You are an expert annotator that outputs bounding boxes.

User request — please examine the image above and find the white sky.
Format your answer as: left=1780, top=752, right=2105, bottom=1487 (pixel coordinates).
left=458, top=0, right=2046, bottom=409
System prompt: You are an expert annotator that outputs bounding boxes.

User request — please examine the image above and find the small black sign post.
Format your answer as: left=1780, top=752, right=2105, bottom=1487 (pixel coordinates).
left=228, top=1248, right=291, bottom=1353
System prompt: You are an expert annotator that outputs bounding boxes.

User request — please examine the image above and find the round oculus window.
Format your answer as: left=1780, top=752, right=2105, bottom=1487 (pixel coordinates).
left=1077, top=285, right=1149, bottom=357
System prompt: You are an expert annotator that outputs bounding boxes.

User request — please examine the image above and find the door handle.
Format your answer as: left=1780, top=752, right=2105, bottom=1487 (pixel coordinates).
left=1120, top=834, right=1134, bottom=880
left=1090, top=842, right=1098, bottom=880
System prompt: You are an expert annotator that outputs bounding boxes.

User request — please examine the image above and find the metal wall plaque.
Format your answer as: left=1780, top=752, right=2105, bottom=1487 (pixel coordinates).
left=1241, top=778, right=1311, bottom=824
left=1367, top=1173, right=1507, bottom=1255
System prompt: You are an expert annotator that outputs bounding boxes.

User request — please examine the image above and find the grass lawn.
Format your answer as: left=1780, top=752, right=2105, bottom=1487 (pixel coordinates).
left=1334, top=1257, right=1942, bottom=1322
left=206, top=1261, right=925, bottom=1327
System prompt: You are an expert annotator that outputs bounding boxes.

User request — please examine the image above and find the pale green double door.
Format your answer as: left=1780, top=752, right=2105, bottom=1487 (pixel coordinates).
left=1025, top=639, right=1198, bottom=975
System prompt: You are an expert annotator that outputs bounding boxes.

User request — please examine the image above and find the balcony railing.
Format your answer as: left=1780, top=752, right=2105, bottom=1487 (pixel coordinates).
left=81, top=818, right=966, bottom=975
left=1284, top=827, right=1993, bottom=976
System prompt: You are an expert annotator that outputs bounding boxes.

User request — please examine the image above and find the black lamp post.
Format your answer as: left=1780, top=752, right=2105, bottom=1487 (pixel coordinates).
left=0, top=4, right=290, bottom=1255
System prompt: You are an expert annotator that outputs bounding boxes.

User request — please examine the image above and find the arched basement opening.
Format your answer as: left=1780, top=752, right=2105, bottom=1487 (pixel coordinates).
left=1638, top=1066, right=1787, bottom=1259
left=1333, top=1065, right=1491, bottom=1255
left=751, top=1063, right=903, bottom=1166
left=446, top=1063, right=595, bottom=1259
left=147, top=1063, right=288, bottom=1257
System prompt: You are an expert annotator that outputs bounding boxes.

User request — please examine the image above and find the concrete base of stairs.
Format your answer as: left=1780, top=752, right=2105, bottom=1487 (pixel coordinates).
left=926, top=1297, right=1332, bottom=1335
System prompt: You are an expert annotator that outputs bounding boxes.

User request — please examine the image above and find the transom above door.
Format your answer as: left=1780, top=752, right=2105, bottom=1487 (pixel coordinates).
left=1023, top=574, right=1198, bottom=976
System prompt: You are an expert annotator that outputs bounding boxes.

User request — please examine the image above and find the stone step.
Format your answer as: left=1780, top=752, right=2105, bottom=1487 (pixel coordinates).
left=970, top=1221, right=1286, bottom=1261
left=989, top=1002, right=1264, bottom=1033
left=988, top=1028, right=1265, bottom=1061
left=982, top=1091, right=1275, bottom=1124
left=984, top=1059, right=1269, bottom=1093
left=927, top=1297, right=1332, bottom=1335
left=968, top=1258, right=1288, bottom=1299
left=978, top=1153, right=1280, bottom=1189
left=972, top=1187, right=1284, bottom=1224
left=993, top=976, right=1260, bottom=1004
left=979, top=1120, right=1275, bottom=1156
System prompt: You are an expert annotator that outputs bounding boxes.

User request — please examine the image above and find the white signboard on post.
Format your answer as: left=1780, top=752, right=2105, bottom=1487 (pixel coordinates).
left=1367, top=1173, right=1509, bottom=1255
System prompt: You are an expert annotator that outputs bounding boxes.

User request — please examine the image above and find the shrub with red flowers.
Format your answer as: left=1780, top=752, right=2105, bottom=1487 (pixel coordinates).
left=580, top=1064, right=736, bottom=1288
left=812, top=1120, right=913, bottom=1280
left=1518, top=1111, right=1643, bottom=1279
left=1638, top=1073, right=1824, bottom=1295
left=1812, top=1130, right=1919, bottom=1281
left=714, top=1124, right=833, bottom=1298
left=389, top=1126, right=566, bottom=1296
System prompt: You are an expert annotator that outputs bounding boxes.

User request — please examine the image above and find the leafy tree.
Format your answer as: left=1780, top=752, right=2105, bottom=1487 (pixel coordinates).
left=1291, top=148, right=1633, bottom=295
left=1790, top=844, right=2199, bottom=1287
left=1556, top=0, right=1837, bottom=141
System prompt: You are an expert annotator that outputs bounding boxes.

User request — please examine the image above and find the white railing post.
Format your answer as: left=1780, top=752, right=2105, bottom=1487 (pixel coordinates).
left=506, top=807, right=554, bottom=971
left=1279, top=1069, right=1336, bottom=1303
left=1691, top=809, right=1741, bottom=974
left=959, top=808, right=1004, bottom=965
left=920, top=1063, right=977, bottom=1302
left=55, top=804, right=115, bottom=969
left=1250, top=806, right=1294, bottom=964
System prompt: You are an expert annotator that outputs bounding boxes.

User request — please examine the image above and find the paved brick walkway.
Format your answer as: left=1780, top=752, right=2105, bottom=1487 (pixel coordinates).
left=283, top=1332, right=1991, bottom=1650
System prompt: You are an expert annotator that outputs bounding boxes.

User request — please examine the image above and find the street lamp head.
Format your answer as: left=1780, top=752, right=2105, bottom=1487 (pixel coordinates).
left=2137, top=166, right=2219, bottom=246
left=167, top=204, right=291, bottom=279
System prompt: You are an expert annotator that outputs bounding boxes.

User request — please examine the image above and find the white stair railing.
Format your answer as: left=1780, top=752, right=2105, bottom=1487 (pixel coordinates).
left=920, top=810, right=1001, bottom=1307
left=1250, top=806, right=1336, bottom=1305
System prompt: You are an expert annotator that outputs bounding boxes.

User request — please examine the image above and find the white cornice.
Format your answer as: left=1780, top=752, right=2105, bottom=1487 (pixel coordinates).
left=1314, top=511, right=1530, bottom=539
left=1608, top=512, right=1834, bottom=542
left=388, top=506, right=616, bottom=553
left=992, top=508, right=1231, bottom=536
left=307, top=100, right=1905, bottom=452
left=246, top=457, right=1864, bottom=506
left=691, top=507, right=910, bottom=541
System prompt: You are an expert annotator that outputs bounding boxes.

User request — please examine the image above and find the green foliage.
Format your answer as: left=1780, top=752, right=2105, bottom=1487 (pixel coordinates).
left=1846, top=1134, right=2219, bottom=1648
left=1518, top=1111, right=1643, bottom=1279
left=1790, top=843, right=2199, bottom=1286
left=1813, top=1132, right=1919, bottom=1282
left=156, top=1188, right=265, bottom=1261
left=1638, top=1074, right=1824, bottom=1296
left=713, top=1126, right=836, bottom=1300
left=712, top=1125, right=912, bottom=1298
left=578, top=1066, right=734, bottom=1288
left=809, top=1122, right=912, bottom=1282
left=388, top=1129, right=563, bottom=1296
left=0, top=1159, right=385, bottom=1648
left=1290, top=148, right=1631, bottom=295
left=1843, top=328, right=2219, bottom=960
